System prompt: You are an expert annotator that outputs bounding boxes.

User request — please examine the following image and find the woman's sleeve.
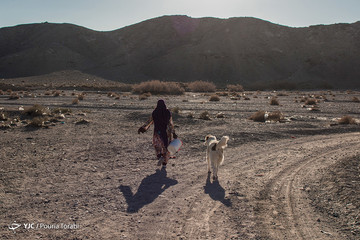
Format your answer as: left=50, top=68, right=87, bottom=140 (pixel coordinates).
left=142, top=115, right=153, bottom=131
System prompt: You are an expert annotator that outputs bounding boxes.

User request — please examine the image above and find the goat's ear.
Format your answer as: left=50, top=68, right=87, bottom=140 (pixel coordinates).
left=205, top=136, right=209, bottom=141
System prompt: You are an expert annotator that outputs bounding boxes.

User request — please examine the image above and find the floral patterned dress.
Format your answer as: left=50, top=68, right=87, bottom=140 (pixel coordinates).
left=142, top=115, right=175, bottom=165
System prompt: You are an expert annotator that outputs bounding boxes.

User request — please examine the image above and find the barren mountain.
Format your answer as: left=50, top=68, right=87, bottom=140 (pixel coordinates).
left=1, top=15, right=360, bottom=88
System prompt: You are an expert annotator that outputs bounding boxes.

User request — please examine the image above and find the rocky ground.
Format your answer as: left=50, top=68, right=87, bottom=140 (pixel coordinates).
left=0, top=88, right=359, bottom=239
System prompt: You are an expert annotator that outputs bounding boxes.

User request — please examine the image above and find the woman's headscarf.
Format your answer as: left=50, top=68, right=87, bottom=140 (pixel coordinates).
left=152, top=100, right=171, bottom=147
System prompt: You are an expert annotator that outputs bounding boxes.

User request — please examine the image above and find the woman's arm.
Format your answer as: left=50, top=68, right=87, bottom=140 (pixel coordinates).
left=138, top=116, right=153, bottom=134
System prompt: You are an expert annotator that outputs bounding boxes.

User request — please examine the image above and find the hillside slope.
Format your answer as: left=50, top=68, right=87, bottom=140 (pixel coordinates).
left=1, top=16, right=359, bottom=88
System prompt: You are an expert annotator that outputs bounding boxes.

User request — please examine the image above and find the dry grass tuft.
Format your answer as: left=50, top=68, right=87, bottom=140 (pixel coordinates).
left=53, top=90, right=61, bottom=97
left=72, top=98, right=79, bottom=104
left=8, top=92, right=20, bottom=100
left=270, top=97, right=279, bottom=105
left=52, top=108, right=72, bottom=114
left=338, top=116, right=357, bottom=125
left=209, top=95, right=220, bottom=101
left=352, top=97, right=360, bottom=102
left=139, top=92, right=151, bottom=100
left=199, top=111, right=211, bottom=120
left=28, top=117, right=47, bottom=127
left=133, top=80, right=184, bottom=95
left=305, top=98, right=317, bottom=105
left=267, top=111, right=284, bottom=122
left=77, top=93, right=85, bottom=100
left=188, top=81, right=216, bottom=92
left=249, top=110, right=266, bottom=122
left=227, top=84, right=244, bottom=92
left=24, top=104, right=50, bottom=117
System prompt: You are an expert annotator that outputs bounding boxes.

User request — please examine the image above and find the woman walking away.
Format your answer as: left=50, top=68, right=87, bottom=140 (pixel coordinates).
left=138, top=100, right=177, bottom=167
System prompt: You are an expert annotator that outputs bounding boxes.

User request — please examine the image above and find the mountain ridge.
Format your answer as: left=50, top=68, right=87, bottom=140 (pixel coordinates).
left=1, top=15, right=360, bottom=88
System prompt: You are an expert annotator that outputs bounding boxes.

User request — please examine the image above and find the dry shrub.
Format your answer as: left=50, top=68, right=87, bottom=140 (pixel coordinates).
left=0, top=90, right=3, bottom=95
left=270, top=97, right=279, bottom=105
left=188, top=81, right=216, bottom=92
left=199, top=111, right=211, bottom=120
left=53, top=91, right=61, bottom=97
left=133, top=80, right=184, bottom=95
left=77, top=93, right=85, bottom=100
left=0, top=112, right=7, bottom=121
left=217, top=92, right=229, bottom=96
left=24, top=104, right=50, bottom=117
left=29, top=117, right=47, bottom=127
left=227, top=84, right=244, bottom=92
left=249, top=110, right=266, bottom=122
left=209, top=95, right=220, bottom=101
left=52, top=108, right=72, bottom=114
left=305, top=98, right=317, bottom=105
left=300, top=97, right=308, bottom=102
left=276, top=92, right=288, bottom=96
left=338, top=116, right=356, bottom=125
left=139, top=92, right=151, bottom=100
left=8, top=92, right=20, bottom=100
left=72, top=98, right=79, bottom=104
left=44, top=91, right=51, bottom=96
left=243, top=96, right=250, bottom=100
left=352, top=97, right=360, bottom=102
left=267, top=111, right=284, bottom=122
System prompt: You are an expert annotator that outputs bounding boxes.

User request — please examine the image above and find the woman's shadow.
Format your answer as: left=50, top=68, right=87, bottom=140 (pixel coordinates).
left=119, top=168, right=178, bottom=213
left=203, top=173, right=232, bottom=207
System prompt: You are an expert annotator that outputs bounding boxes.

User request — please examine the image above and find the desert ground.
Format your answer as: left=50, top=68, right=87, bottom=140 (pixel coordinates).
left=1, top=88, right=359, bottom=239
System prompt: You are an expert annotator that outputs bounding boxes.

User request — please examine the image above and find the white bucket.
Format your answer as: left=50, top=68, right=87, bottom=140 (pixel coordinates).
left=168, top=138, right=182, bottom=155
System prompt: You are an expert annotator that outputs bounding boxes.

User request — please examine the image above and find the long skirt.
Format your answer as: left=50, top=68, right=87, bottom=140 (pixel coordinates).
left=152, top=132, right=169, bottom=165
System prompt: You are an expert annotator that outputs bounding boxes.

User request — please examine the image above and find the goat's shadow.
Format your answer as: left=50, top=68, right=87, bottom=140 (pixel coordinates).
left=119, top=168, right=178, bottom=213
left=204, top=173, right=232, bottom=207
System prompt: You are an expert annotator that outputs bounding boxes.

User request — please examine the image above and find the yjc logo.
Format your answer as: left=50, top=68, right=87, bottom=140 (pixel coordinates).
left=8, top=221, right=21, bottom=232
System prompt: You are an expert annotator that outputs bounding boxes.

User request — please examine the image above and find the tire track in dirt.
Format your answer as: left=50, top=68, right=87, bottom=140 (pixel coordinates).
left=254, top=132, right=360, bottom=239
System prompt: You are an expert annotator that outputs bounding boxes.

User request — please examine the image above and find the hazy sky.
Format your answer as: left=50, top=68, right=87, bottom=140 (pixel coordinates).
left=1, top=0, right=359, bottom=31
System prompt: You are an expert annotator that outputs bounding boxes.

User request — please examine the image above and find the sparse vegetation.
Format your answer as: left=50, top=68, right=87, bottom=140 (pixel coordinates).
left=72, top=98, right=79, bottom=104
left=209, top=95, right=220, bottom=101
left=8, top=92, right=20, bottom=100
left=24, top=104, right=50, bottom=117
left=29, top=117, right=47, bottom=127
left=352, top=96, right=359, bottom=102
left=270, top=97, right=279, bottom=105
left=249, top=110, right=266, bottom=122
left=227, top=84, right=244, bottom=92
left=267, top=111, right=284, bottom=122
left=199, top=111, right=211, bottom=120
left=133, top=80, right=184, bottom=95
left=53, top=90, right=61, bottom=97
left=52, top=108, right=72, bottom=114
left=139, top=92, right=151, bottom=100
left=188, top=81, right=216, bottom=92
left=77, top=93, right=85, bottom=100
left=338, top=116, right=356, bottom=125
left=305, top=98, right=317, bottom=105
